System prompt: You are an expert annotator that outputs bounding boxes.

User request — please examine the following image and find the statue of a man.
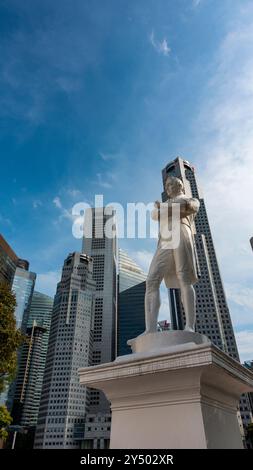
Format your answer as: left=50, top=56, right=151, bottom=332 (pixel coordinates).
left=144, top=176, right=200, bottom=334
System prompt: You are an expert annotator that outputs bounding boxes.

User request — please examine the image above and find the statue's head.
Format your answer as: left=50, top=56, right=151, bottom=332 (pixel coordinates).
left=165, top=176, right=184, bottom=197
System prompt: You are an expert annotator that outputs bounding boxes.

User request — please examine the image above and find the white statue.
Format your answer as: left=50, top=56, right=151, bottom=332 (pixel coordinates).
left=144, top=176, right=200, bottom=334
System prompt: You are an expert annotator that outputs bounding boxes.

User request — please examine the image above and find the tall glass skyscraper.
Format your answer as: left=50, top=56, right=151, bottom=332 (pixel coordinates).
left=117, top=249, right=146, bottom=356
left=34, top=252, right=95, bottom=449
left=118, top=249, right=146, bottom=293
left=12, top=267, right=36, bottom=330
left=6, top=265, right=36, bottom=412
left=11, top=292, right=54, bottom=442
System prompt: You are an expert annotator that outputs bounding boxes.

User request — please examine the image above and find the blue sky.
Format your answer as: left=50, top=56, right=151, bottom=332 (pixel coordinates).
left=1, top=0, right=253, bottom=361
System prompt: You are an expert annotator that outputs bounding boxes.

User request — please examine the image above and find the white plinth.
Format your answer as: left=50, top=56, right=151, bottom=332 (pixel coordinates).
left=79, top=335, right=253, bottom=449
left=126, top=330, right=210, bottom=355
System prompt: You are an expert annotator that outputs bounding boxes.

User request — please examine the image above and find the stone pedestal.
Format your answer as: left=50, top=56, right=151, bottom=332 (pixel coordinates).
left=79, top=333, right=253, bottom=449
left=126, top=330, right=210, bottom=355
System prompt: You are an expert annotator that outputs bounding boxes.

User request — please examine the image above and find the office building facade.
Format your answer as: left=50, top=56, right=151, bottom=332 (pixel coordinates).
left=117, top=249, right=146, bottom=356
left=11, top=323, right=46, bottom=426
left=5, top=265, right=36, bottom=413
left=11, top=292, right=54, bottom=438
left=34, top=252, right=95, bottom=449
left=81, top=207, right=117, bottom=449
left=118, top=249, right=146, bottom=293
left=12, top=267, right=36, bottom=331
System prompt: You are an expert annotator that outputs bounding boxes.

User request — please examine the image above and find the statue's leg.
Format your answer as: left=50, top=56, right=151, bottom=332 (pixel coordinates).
left=178, top=278, right=196, bottom=332
left=144, top=277, right=161, bottom=333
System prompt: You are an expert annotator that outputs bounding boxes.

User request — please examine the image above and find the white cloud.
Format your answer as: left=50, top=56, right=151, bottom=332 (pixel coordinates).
left=150, top=31, right=171, bottom=57
left=0, top=6, right=106, bottom=127
left=159, top=286, right=171, bottom=322
left=226, top=283, right=253, bottom=311
left=96, top=174, right=112, bottom=189
left=131, top=250, right=153, bottom=273
left=99, top=151, right=117, bottom=161
left=55, top=76, right=81, bottom=93
left=67, top=189, right=82, bottom=198
left=96, top=172, right=118, bottom=189
left=33, top=199, right=42, bottom=209
left=186, top=3, right=253, bottom=344
left=53, top=196, right=74, bottom=222
left=53, top=196, right=62, bottom=209
left=235, top=330, right=253, bottom=362
left=106, top=171, right=117, bottom=182
left=194, top=2, right=253, bottom=299
left=228, top=301, right=253, bottom=328
left=59, top=208, right=73, bottom=222
left=36, top=270, right=61, bottom=297
left=192, top=0, right=202, bottom=7
left=0, top=214, right=12, bottom=226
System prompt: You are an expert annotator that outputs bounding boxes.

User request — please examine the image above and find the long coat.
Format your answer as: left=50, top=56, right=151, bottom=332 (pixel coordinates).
left=151, top=195, right=200, bottom=289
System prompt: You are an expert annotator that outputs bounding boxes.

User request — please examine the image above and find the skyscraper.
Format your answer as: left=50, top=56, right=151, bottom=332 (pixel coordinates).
left=34, top=252, right=95, bottom=449
left=82, top=207, right=117, bottom=366
left=117, top=249, right=146, bottom=356
left=161, top=157, right=252, bottom=434
left=10, top=322, right=47, bottom=448
left=10, top=292, right=53, bottom=446
left=244, top=361, right=253, bottom=413
left=6, top=265, right=36, bottom=413
left=12, top=266, right=36, bottom=331
left=81, top=207, right=117, bottom=449
left=27, top=291, right=54, bottom=335
left=0, top=236, right=31, bottom=409
left=118, top=249, right=146, bottom=294
left=0, top=233, right=18, bottom=287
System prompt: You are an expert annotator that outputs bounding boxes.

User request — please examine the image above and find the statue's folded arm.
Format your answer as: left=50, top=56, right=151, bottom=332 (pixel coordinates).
left=151, top=198, right=199, bottom=220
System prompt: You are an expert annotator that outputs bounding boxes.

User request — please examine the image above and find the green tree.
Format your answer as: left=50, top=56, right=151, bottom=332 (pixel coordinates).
left=0, top=282, right=24, bottom=394
left=246, top=422, right=253, bottom=448
left=0, top=405, right=12, bottom=441
left=0, top=282, right=25, bottom=443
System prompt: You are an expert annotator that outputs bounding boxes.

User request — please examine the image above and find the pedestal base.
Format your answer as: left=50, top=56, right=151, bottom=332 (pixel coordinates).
left=79, top=339, right=253, bottom=449
left=126, top=330, right=210, bottom=356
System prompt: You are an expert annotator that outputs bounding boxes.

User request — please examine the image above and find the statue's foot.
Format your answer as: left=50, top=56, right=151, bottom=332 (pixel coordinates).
left=184, top=326, right=195, bottom=333
left=127, top=329, right=154, bottom=346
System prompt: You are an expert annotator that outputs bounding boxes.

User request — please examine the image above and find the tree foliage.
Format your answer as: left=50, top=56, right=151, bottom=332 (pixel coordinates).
left=246, top=422, right=253, bottom=448
left=0, top=405, right=12, bottom=441
left=0, top=282, right=24, bottom=393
